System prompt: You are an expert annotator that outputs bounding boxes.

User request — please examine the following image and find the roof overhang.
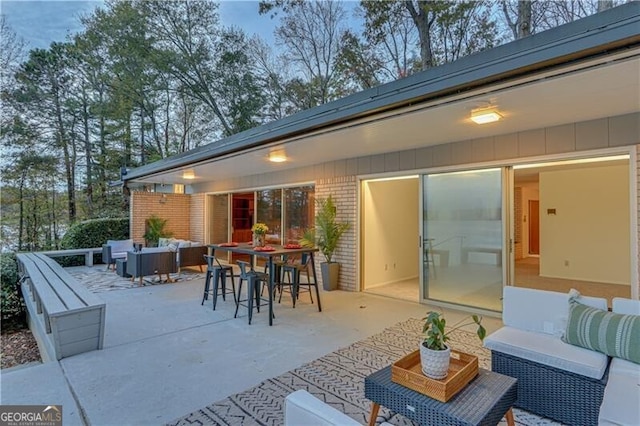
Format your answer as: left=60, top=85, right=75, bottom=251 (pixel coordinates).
left=125, top=3, right=640, bottom=187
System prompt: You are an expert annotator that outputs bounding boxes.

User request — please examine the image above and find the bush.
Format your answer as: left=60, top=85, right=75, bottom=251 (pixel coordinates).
left=1, top=252, right=24, bottom=325
left=58, top=217, right=130, bottom=266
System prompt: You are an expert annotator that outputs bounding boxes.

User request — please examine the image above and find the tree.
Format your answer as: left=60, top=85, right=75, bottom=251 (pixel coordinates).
left=360, top=1, right=499, bottom=73
left=143, top=0, right=263, bottom=137
left=264, top=0, right=350, bottom=106
left=14, top=43, right=79, bottom=222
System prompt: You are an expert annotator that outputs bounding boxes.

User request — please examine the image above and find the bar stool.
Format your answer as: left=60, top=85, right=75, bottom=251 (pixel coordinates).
left=281, top=253, right=321, bottom=311
left=234, top=260, right=271, bottom=324
left=202, top=254, right=236, bottom=310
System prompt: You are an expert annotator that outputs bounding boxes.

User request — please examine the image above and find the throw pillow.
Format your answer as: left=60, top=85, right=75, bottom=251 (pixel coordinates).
left=563, top=293, right=640, bottom=364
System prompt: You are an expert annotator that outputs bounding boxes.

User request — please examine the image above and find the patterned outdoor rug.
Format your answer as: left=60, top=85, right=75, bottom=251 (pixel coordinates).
left=69, top=265, right=205, bottom=293
left=168, top=318, right=561, bottom=425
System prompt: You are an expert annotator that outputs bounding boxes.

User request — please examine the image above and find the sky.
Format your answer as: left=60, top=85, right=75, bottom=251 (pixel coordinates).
left=0, top=0, right=280, bottom=51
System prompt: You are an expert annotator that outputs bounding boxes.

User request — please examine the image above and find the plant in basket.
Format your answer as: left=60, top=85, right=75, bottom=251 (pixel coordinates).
left=420, top=311, right=486, bottom=379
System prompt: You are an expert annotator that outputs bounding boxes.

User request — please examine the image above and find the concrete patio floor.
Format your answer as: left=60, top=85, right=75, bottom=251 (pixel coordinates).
left=1, top=266, right=502, bottom=426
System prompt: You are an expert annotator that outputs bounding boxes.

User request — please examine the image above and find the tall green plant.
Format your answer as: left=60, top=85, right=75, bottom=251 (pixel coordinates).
left=143, top=215, right=172, bottom=247
left=300, top=195, right=349, bottom=263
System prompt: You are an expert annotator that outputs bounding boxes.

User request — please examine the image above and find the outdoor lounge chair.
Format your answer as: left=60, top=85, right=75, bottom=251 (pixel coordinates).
left=102, top=239, right=134, bottom=271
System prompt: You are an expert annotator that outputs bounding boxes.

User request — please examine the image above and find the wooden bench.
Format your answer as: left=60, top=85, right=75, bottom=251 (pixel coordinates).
left=38, top=247, right=103, bottom=266
left=461, top=246, right=502, bottom=266
left=17, top=252, right=106, bottom=361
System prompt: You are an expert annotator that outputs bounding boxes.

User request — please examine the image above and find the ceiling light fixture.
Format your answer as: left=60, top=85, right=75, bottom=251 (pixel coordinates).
left=269, top=149, right=287, bottom=163
left=182, top=170, right=195, bottom=180
left=470, top=108, right=502, bottom=124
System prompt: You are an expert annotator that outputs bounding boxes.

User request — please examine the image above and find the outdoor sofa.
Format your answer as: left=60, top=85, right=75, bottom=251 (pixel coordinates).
left=158, top=238, right=207, bottom=271
left=484, top=286, right=639, bottom=426
left=126, top=247, right=178, bottom=285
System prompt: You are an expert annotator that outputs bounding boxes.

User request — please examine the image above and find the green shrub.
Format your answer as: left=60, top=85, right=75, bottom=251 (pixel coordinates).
left=1, top=252, right=24, bottom=324
left=58, top=217, right=130, bottom=266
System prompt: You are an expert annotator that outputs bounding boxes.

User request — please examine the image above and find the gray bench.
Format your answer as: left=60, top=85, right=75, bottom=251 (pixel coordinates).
left=38, top=247, right=103, bottom=266
left=17, top=252, right=106, bottom=361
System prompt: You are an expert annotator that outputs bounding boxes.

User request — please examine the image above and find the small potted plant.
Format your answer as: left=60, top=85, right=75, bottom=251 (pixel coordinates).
left=420, top=311, right=486, bottom=379
left=300, top=195, right=350, bottom=291
left=251, top=222, right=269, bottom=247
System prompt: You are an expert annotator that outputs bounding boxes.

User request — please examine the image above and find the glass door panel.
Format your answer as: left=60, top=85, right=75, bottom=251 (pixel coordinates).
left=209, top=194, right=229, bottom=244
left=257, top=189, right=282, bottom=244
left=284, top=186, right=314, bottom=244
left=231, top=192, right=254, bottom=263
left=422, top=168, right=504, bottom=312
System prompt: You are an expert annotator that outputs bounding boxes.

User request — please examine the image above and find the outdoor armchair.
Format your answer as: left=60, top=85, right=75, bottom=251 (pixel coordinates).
left=102, top=239, right=134, bottom=271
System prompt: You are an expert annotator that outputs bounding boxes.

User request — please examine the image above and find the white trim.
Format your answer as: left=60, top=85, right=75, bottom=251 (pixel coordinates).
left=203, top=180, right=315, bottom=196
left=630, top=146, right=639, bottom=300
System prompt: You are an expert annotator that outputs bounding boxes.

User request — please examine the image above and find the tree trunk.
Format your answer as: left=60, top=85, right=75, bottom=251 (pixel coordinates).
left=405, top=1, right=435, bottom=70
left=597, top=1, right=613, bottom=12
left=82, top=86, right=93, bottom=217
left=517, top=0, right=532, bottom=39
left=18, top=171, right=25, bottom=251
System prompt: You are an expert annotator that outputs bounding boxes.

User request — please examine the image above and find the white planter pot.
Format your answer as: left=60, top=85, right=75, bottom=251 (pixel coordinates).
left=419, top=343, right=451, bottom=379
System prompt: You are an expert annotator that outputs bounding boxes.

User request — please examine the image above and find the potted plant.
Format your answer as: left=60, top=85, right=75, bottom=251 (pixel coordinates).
left=251, top=222, right=269, bottom=247
left=420, top=311, right=486, bottom=379
left=300, top=195, right=350, bottom=291
left=143, top=215, right=173, bottom=247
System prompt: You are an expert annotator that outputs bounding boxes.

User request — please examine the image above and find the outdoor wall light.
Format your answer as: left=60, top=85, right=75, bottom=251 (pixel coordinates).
left=182, top=170, right=195, bottom=180
left=269, top=149, right=288, bottom=163
left=470, top=108, right=502, bottom=124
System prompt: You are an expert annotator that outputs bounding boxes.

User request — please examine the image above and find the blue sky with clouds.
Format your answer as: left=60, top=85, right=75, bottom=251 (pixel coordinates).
left=1, top=0, right=280, bottom=50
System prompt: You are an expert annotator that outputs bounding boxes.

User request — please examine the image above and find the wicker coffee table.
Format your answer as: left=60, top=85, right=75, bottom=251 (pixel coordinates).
left=365, top=366, right=517, bottom=426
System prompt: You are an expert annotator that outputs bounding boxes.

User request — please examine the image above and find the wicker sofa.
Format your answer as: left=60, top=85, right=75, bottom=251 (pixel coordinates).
left=485, top=287, right=639, bottom=426
left=158, top=238, right=207, bottom=271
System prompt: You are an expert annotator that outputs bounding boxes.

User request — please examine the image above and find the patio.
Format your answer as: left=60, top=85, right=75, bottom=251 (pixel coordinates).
left=1, top=265, right=503, bottom=425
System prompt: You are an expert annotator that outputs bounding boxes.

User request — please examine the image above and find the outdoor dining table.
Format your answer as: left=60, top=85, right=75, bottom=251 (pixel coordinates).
left=207, top=243, right=320, bottom=326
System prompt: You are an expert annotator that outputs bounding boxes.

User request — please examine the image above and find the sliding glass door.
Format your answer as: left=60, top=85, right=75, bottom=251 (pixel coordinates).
left=422, top=168, right=504, bottom=312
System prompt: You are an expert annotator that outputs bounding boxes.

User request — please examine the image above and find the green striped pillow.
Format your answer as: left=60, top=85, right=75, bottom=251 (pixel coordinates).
left=563, top=301, right=640, bottom=364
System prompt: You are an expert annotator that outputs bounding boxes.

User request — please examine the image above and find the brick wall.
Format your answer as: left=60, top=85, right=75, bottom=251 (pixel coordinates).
left=190, top=193, right=206, bottom=243
left=130, top=192, right=191, bottom=244
left=315, top=176, right=358, bottom=291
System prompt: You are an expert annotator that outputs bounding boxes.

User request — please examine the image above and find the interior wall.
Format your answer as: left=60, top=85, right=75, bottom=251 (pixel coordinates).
left=520, top=183, right=539, bottom=257
left=362, top=178, right=419, bottom=288
left=540, top=164, right=630, bottom=285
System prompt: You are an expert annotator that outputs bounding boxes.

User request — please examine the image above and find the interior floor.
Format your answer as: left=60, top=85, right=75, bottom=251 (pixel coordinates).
left=513, top=256, right=630, bottom=307
left=364, top=257, right=630, bottom=310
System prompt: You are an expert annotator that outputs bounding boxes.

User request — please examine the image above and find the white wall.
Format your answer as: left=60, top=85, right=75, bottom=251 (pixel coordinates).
left=540, top=164, right=630, bottom=285
left=362, top=178, right=419, bottom=288
left=521, top=183, right=539, bottom=257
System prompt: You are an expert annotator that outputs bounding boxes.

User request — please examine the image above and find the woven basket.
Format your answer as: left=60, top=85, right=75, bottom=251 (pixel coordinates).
left=391, top=349, right=478, bottom=402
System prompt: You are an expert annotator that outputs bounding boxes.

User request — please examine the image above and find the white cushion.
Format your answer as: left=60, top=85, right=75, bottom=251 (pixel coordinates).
left=502, top=287, right=607, bottom=337
left=484, top=326, right=608, bottom=379
left=284, top=390, right=360, bottom=426
left=108, top=239, right=133, bottom=255
left=191, top=241, right=202, bottom=247
left=141, top=247, right=170, bottom=254
left=598, top=358, right=640, bottom=426
left=177, top=240, right=191, bottom=248
left=612, top=298, right=640, bottom=315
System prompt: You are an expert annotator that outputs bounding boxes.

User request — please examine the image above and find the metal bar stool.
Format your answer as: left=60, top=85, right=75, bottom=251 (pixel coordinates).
left=234, top=260, right=271, bottom=324
left=202, top=254, right=236, bottom=310
left=281, top=253, right=321, bottom=311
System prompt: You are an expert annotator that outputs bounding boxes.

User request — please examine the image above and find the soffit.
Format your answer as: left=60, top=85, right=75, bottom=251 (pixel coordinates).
left=133, top=54, right=640, bottom=186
